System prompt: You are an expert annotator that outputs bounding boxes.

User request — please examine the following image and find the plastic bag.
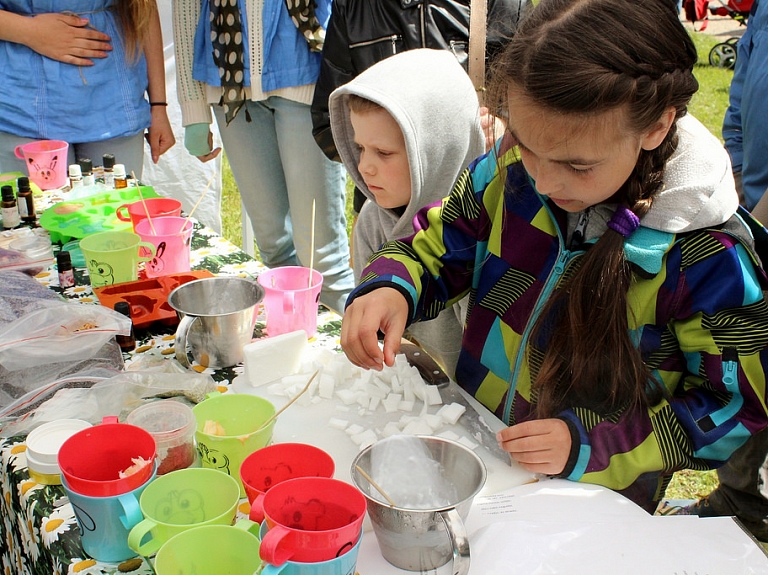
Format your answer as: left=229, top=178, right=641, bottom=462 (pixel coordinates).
left=0, top=369, right=215, bottom=438
left=0, top=304, right=131, bottom=371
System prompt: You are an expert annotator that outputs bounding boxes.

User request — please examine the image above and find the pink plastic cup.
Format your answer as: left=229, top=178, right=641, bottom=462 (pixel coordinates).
left=257, top=267, right=323, bottom=338
left=260, top=477, right=366, bottom=566
left=14, top=139, right=69, bottom=189
left=116, top=197, right=183, bottom=231
left=135, top=216, right=193, bottom=277
left=57, top=418, right=157, bottom=497
left=240, top=443, right=335, bottom=523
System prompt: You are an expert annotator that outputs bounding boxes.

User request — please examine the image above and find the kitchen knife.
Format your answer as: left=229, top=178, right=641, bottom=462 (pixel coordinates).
left=399, top=342, right=512, bottom=465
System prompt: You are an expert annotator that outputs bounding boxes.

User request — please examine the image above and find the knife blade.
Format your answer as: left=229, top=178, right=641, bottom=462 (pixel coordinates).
left=399, top=342, right=512, bottom=465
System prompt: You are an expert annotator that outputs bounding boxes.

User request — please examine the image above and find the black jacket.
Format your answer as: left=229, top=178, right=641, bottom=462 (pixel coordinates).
left=311, top=0, right=532, bottom=162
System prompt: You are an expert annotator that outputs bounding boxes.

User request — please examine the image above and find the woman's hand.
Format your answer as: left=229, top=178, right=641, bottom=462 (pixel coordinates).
left=479, top=107, right=506, bottom=152
left=341, top=288, right=409, bottom=370
left=145, top=107, right=176, bottom=163
left=497, top=418, right=572, bottom=475
left=25, top=13, right=112, bottom=65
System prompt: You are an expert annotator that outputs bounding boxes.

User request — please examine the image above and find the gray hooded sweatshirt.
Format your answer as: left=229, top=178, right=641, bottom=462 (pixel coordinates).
left=330, top=49, right=485, bottom=378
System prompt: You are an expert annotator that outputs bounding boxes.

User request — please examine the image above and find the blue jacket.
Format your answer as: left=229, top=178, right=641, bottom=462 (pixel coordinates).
left=723, top=0, right=768, bottom=209
left=192, top=0, right=330, bottom=93
left=0, top=0, right=150, bottom=142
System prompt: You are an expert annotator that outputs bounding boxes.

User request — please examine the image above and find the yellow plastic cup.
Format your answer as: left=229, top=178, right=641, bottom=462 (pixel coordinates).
left=192, top=393, right=276, bottom=496
left=80, top=231, right=155, bottom=287
left=153, top=521, right=262, bottom=575
left=127, top=467, right=241, bottom=556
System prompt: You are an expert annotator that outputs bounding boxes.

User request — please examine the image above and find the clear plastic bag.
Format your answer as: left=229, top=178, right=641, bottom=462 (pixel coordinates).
left=0, top=303, right=132, bottom=371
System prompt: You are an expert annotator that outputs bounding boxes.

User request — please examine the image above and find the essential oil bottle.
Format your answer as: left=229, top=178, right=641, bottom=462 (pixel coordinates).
left=114, top=301, right=136, bottom=352
left=1, top=185, right=20, bottom=229
left=56, top=250, right=75, bottom=288
left=16, top=177, right=36, bottom=224
left=102, top=153, right=116, bottom=188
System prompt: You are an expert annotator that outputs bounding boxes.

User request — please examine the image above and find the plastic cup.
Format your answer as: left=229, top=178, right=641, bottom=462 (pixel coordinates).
left=257, top=267, right=323, bottom=338
left=14, top=139, right=69, bottom=189
left=192, top=393, right=276, bottom=496
left=259, top=523, right=363, bottom=575
left=127, top=467, right=241, bottom=556
left=57, top=420, right=156, bottom=497
left=260, top=477, right=366, bottom=566
left=240, top=443, right=335, bottom=523
left=126, top=400, right=197, bottom=475
left=116, top=197, right=183, bottom=231
left=153, top=521, right=262, bottom=575
left=135, top=216, right=193, bottom=277
left=80, top=231, right=155, bottom=287
left=62, top=464, right=155, bottom=562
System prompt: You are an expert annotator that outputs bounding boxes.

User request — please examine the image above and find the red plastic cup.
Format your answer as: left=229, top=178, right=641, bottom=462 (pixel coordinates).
left=57, top=420, right=156, bottom=497
left=116, top=197, right=183, bottom=231
left=240, top=443, right=335, bottom=523
left=259, top=477, right=366, bottom=566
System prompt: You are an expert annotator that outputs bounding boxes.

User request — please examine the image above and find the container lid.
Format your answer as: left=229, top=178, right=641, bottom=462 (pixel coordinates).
left=56, top=250, right=72, bottom=268
left=8, top=234, right=52, bottom=261
left=102, top=153, right=115, bottom=169
left=26, top=419, right=92, bottom=470
left=68, top=164, right=82, bottom=178
left=78, top=158, right=93, bottom=173
left=1, top=185, right=13, bottom=201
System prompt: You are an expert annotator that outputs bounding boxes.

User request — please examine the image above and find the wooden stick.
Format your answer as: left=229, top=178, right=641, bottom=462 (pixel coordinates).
left=253, top=369, right=319, bottom=434
left=355, top=464, right=397, bottom=507
left=131, top=171, right=156, bottom=235
left=308, top=199, right=316, bottom=289
left=178, top=172, right=216, bottom=233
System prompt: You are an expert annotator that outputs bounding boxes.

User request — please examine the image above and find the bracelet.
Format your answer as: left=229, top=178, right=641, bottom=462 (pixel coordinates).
left=149, top=102, right=168, bottom=107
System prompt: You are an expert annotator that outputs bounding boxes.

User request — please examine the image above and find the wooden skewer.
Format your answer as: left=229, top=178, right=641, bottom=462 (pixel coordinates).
left=178, top=172, right=216, bottom=233
left=253, top=369, right=319, bottom=434
left=355, top=464, right=397, bottom=507
left=131, top=171, right=156, bottom=235
left=308, top=199, right=316, bottom=289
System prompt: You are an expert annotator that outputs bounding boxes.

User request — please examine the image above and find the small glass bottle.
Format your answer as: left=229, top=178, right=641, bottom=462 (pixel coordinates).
left=16, top=177, right=36, bottom=225
left=102, top=153, right=116, bottom=188
left=56, top=250, right=75, bottom=288
left=68, top=164, right=83, bottom=189
left=1, top=185, right=20, bottom=229
left=79, top=158, right=96, bottom=186
left=114, top=301, right=136, bottom=352
left=113, top=164, right=128, bottom=189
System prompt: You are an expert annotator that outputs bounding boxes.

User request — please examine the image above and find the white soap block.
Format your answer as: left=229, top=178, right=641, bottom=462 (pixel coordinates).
left=329, top=418, right=349, bottom=430
left=383, top=421, right=402, bottom=437
left=355, top=429, right=379, bottom=450
left=437, top=402, right=466, bottom=425
left=318, top=374, right=335, bottom=399
left=369, top=396, right=381, bottom=411
left=402, top=419, right=433, bottom=435
left=437, top=429, right=461, bottom=441
left=423, top=385, right=443, bottom=406
left=346, top=423, right=364, bottom=436
left=458, top=436, right=478, bottom=450
left=423, top=413, right=444, bottom=431
left=242, top=330, right=308, bottom=387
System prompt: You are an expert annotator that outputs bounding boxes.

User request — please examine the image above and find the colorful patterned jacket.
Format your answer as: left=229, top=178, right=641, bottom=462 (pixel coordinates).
left=352, top=147, right=768, bottom=511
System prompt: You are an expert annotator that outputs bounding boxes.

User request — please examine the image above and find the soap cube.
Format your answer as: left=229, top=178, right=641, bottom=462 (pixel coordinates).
left=243, top=330, right=308, bottom=387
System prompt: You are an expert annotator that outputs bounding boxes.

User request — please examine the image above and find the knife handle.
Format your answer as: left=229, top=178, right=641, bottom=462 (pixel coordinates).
left=399, top=341, right=451, bottom=387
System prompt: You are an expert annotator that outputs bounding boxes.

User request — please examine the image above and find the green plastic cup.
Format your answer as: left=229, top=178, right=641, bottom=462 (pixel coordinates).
left=192, top=393, right=276, bottom=497
left=127, top=467, right=241, bottom=556
left=80, top=231, right=155, bottom=287
left=153, top=520, right=262, bottom=575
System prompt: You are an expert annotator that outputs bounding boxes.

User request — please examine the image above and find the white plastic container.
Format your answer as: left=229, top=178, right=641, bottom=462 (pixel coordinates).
left=26, top=419, right=92, bottom=485
left=126, top=400, right=197, bottom=475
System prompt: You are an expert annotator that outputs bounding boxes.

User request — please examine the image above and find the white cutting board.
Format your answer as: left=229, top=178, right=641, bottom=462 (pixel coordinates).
left=229, top=348, right=534, bottom=498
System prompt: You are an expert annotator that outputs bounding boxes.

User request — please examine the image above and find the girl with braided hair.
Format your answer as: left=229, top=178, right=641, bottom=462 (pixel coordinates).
left=340, top=0, right=768, bottom=512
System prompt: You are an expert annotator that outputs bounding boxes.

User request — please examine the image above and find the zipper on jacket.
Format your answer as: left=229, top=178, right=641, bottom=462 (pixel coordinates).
left=350, top=35, right=400, bottom=53
left=503, top=202, right=581, bottom=424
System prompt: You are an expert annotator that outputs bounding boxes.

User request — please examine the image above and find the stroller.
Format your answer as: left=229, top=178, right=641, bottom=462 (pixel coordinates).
left=682, top=0, right=754, bottom=69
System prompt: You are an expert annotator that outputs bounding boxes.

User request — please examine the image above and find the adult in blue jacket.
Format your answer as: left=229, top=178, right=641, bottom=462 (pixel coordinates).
left=722, top=0, right=768, bottom=210
left=173, top=0, right=354, bottom=314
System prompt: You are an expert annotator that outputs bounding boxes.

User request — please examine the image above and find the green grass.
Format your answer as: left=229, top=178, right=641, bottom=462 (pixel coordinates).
left=219, top=30, right=735, bottom=503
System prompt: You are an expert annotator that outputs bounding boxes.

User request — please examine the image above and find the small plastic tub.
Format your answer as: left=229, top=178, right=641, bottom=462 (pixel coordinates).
left=26, top=419, right=92, bottom=485
left=126, top=400, right=197, bottom=475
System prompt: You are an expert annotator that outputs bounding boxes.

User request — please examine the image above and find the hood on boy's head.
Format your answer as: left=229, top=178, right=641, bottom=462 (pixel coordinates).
left=329, top=48, right=485, bottom=237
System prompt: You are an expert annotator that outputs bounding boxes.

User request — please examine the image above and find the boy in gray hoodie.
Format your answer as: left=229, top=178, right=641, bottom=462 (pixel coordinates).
left=329, top=49, right=486, bottom=378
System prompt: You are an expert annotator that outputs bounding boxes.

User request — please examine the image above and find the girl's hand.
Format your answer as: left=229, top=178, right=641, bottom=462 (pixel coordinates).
left=26, top=13, right=112, bottom=65
left=497, top=419, right=572, bottom=475
left=145, top=107, right=176, bottom=163
left=341, top=288, right=408, bottom=370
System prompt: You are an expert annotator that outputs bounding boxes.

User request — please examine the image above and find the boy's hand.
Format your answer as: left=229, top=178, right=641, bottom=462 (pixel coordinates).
left=341, top=288, right=408, bottom=370
left=497, top=419, right=571, bottom=475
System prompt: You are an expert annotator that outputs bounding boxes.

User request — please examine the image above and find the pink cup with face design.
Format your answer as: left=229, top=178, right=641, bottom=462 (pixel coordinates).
left=14, top=140, right=69, bottom=189
left=135, top=216, right=193, bottom=277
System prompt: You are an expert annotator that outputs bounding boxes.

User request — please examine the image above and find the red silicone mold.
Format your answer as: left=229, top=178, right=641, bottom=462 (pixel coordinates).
left=93, top=270, right=215, bottom=329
